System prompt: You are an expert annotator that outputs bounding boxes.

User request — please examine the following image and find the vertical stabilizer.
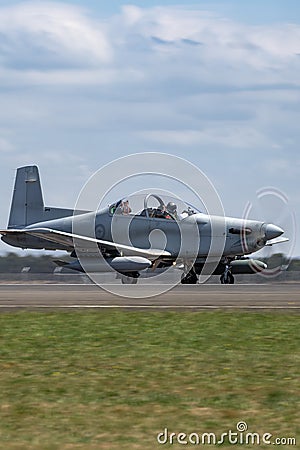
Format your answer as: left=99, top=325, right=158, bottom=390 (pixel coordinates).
left=8, top=166, right=44, bottom=228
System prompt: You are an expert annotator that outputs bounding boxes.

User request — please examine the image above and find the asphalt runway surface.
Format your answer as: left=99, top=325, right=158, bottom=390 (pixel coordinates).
left=0, top=283, right=299, bottom=311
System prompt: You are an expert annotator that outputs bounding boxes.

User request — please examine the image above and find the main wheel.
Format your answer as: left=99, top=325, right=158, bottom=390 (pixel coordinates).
left=181, top=273, right=187, bottom=284
left=181, top=271, right=198, bottom=284
left=121, top=276, right=138, bottom=284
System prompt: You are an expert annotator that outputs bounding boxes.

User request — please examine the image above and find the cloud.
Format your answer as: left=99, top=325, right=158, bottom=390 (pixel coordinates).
left=1, top=3, right=300, bottom=140
left=1, top=2, right=300, bottom=88
left=140, top=125, right=273, bottom=149
left=0, top=2, right=299, bottom=255
left=115, top=5, right=300, bottom=73
left=0, top=1, right=112, bottom=72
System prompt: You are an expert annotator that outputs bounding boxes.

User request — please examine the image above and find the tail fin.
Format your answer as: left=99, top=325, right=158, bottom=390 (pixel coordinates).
left=8, top=166, right=44, bottom=228
left=8, top=165, right=89, bottom=228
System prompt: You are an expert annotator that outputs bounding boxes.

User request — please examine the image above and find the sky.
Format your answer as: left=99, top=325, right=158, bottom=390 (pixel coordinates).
left=0, top=0, right=299, bottom=256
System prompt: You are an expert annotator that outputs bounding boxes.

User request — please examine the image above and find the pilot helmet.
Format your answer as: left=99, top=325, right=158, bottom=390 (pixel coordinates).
left=166, top=202, right=177, bottom=213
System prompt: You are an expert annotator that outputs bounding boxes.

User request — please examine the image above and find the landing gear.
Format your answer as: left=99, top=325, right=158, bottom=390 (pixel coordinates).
left=121, top=275, right=138, bottom=284
left=220, top=263, right=235, bottom=284
left=181, top=268, right=198, bottom=284
left=120, top=272, right=139, bottom=284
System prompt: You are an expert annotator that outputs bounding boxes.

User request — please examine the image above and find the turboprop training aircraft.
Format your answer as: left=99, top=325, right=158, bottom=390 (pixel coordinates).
left=0, top=166, right=289, bottom=284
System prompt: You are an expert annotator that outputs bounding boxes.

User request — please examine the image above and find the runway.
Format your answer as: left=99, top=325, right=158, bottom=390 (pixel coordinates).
left=0, top=283, right=299, bottom=310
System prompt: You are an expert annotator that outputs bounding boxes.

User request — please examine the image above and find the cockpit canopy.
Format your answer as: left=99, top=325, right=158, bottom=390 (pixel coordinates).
left=108, top=193, right=200, bottom=221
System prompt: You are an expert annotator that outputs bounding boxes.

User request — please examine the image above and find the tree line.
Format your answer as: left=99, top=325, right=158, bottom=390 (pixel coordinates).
left=0, top=252, right=299, bottom=273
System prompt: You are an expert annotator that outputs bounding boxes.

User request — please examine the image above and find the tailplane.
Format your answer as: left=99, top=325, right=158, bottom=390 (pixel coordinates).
left=8, top=166, right=44, bottom=228
left=8, top=165, right=87, bottom=228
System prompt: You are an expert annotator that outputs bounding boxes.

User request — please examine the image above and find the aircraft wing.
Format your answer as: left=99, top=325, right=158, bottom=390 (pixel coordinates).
left=0, top=228, right=171, bottom=259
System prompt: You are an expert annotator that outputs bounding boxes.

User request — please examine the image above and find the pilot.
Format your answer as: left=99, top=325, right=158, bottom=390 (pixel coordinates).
left=156, top=205, right=169, bottom=219
left=166, top=202, right=177, bottom=218
left=121, top=200, right=132, bottom=215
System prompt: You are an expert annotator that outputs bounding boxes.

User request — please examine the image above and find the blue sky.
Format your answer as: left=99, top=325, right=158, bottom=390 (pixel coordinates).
left=0, top=0, right=299, bottom=257
left=2, top=0, right=300, bottom=23
left=68, top=0, right=300, bottom=26
left=25, top=0, right=300, bottom=23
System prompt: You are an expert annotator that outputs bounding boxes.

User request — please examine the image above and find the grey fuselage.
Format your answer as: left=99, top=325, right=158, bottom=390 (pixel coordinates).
left=4, top=206, right=268, bottom=260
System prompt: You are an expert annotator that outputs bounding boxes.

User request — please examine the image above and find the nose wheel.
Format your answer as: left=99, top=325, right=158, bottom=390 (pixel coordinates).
left=220, top=263, right=235, bottom=284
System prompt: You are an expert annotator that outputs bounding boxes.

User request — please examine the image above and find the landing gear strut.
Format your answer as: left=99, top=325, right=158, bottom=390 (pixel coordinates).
left=220, top=262, right=235, bottom=284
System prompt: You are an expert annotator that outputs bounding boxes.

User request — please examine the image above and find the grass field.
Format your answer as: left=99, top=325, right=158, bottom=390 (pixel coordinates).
left=0, top=311, right=298, bottom=449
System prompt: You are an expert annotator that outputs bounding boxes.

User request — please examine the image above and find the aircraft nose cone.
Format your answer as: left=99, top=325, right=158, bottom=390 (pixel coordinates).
left=264, top=224, right=284, bottom=240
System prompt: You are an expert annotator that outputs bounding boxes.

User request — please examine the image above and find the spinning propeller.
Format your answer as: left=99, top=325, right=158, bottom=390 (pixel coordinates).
left=242, top=187, right=295, bottom=276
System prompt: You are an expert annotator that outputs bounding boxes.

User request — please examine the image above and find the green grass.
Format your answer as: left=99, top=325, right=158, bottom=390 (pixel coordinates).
left=0, top=311, right=298, bottom=449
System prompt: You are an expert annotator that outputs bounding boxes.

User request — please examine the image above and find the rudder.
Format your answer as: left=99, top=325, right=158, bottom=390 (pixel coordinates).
left=8, top=165, right=89, bottom=229
left=8, top=166, right=44, bottom=228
